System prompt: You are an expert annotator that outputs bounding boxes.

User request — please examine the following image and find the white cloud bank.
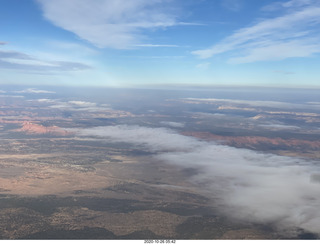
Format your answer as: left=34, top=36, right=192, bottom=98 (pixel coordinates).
left=192, top=0, right=320, bottom=63
left=74, top=125, right=320, bottom=236
left=37, top=0, right=182, bottom=49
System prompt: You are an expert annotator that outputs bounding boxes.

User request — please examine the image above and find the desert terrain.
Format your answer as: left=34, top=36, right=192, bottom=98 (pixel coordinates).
left=0, top=86, right=319, bottom=239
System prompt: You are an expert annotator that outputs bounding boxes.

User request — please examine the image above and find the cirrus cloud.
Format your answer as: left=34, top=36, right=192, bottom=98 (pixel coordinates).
left=36, top=0, right=184, bottom=49
left=192, top=0, right=320, bottom=63
left=0, top=47, right=91, bottom=73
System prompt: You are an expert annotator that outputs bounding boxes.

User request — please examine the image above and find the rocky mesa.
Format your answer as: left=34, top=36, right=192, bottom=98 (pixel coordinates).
left=16, top=122, right=70, bottom=136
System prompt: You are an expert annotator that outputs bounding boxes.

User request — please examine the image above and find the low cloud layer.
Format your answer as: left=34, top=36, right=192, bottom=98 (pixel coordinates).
left=183, top=97, right=320, bottom=111
left=46, top=99, right=111, bottom=112
left=160, top=121, right=185, bottom=128
left=76, top=125, right=199, bottom=152
left=14, top=88, right=56, bottom=94
left=259, top=123, right=301, bottom=130
left=75, top=125, right=320, bottom=236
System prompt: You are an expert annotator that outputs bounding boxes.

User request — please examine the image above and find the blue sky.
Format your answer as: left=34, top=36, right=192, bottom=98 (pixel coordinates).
left=1, top=0, right=320, bottom=87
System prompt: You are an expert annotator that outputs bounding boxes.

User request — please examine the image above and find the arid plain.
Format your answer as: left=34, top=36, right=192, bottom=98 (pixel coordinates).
left=0, top=86, right=319, bottom=239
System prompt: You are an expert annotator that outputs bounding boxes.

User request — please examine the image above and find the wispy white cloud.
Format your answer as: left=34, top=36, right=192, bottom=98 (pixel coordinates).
left=35, top=98, right=56, bottom=103
left=160, top=121, right=185, bottom=128
left=0, top=95, right=24, bottom=98
left=73, top=125, right=320, bottom=236
left=195, top=62, right=211, bottom=69
left=49, top=100, right=111, bottom=112
left=182, top=97, right=320, bottom=111
left=68, top=101, right=97, bottom=107
left=133, top=44, right=180, bottom=48
left=37, top=0, right=185, bottom=49
left=262, top=0, right=315, bottom=12
left=47, top=40, right=98, bottom=56
left=14, top=88, right=56, bottom=94
left=192, top=1, right=320, bottom=63
left=274, top=70, right=295, bottom=75
left=75, top=125, right=199, bottom=152
left=220, top=0, right=243, bottom=12
left=259, top=123, right=300, bottom=130
left=0, top=46, right=91, bottom=73
left=228, top=39, right=320, bottom=64
left=124, top=55, right=186, bottom=59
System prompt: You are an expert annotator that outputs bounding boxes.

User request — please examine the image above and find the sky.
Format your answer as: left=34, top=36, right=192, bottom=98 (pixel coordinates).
left=1, top=0, right=320, bottom=88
